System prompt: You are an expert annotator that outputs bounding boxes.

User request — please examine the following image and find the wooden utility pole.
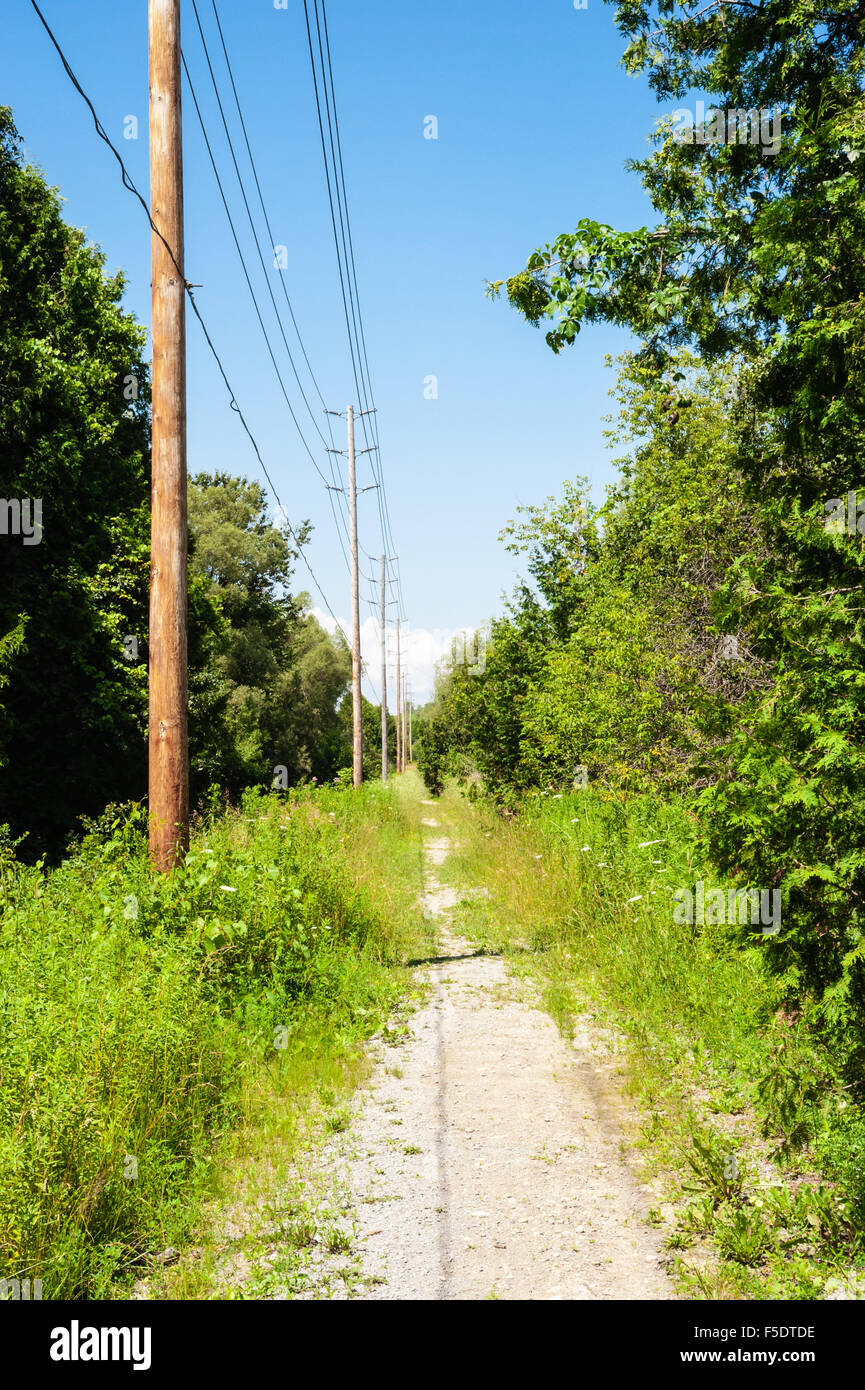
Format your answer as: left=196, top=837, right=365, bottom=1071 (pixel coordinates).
left=395, top=619, right=402, bottom=773
left=148, top=0, right=189, bottom=872
left=347, top=404, right=363, bottom=788
left=409, top=695, right=413, bottom=763
left=380, top=555, right=388, bottom=782
left=402, top=679, right=408, bottom=769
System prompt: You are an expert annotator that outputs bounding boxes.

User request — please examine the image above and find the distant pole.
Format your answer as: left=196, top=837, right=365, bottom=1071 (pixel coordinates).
left=347, top=404, right=362, bottom=789
left=380, top=555, right=388, bottom=782
left=402, top=678, right=408, bottom=770
left=409, top=695, right=413, bottom=763
left=148, top=0, right=189, bottom=872
left=395, top=619, right=402, bottom=773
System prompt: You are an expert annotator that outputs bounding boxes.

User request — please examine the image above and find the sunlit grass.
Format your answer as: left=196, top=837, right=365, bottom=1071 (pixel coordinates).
left=0, top=776, right=431, bottom=1300
left=426, top=779, right=865, bottom=1297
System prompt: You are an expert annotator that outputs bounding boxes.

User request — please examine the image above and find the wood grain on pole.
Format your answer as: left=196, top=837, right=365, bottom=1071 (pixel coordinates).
left=347, top=405, right=363, bottom=788
left=148, top=0, right=189, bottom=871
left=380, top=555, right=388, bottom=781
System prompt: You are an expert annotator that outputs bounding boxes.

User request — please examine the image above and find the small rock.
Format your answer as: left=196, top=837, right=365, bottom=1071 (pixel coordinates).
left=151, top=1247, right=180, bottom=1267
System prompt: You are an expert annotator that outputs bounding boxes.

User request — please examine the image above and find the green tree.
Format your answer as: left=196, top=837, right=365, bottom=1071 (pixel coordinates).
left=0, top=108, right=152, bottom=856
left=187, top=472, right=351, bottom=792
left=487, top=5, right=865, bottom=1056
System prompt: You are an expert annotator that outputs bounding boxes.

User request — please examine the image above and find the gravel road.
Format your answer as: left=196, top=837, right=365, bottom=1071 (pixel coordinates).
left=323, top=818, right=676, bottom=1300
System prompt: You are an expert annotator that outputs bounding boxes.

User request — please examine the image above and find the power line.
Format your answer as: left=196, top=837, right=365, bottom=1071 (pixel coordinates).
left=182, top=32, right=354, bottom=578
left=188, top=1, right=329, bottom=455
left=34, top=0, right=406, bottom=689
left=304, top=7, right=394, bottom=552
left=317, top=2, right=393, bottom=550
left=304, top=0, right=407, bottom=626
left=197, top=1, right=358, bottom=583
left=319, top=1, right=392, bottom=530
left=180, top=47, right=332, bottom=486
left=209, top=0, right=333, bottom=421
left=181, top=28, right=364, bottom=600
left=303, top=0, right=364, bottom=420
left=29, top=0, right=343, bottom=628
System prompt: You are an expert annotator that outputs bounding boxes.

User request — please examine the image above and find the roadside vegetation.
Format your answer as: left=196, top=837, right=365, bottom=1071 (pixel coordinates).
left=421, top=784, right=863, bottom=1298
left=0, top=104, right=418, bottom=1302
left=3, top=0, right=865, bottom=1306
left=0, top=781, right=429, bottom=1299
left=414, top=0, right=865, bottom=1299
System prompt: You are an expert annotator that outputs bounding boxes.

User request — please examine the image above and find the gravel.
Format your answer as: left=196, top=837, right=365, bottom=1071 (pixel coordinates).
left=314, top=824, right=676, bottom=1300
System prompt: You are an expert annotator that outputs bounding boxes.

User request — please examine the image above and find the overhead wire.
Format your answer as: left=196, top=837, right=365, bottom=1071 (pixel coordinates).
left=182, top=44, right=353, bottom=587
left=28, top=0, right=344, bottom=628
left=209, top=0, right=334, bottom=423
left=183, top=4, right=358, bottom=582
left=319, top=2, right=396, bottom=553
left=33, top=0, right=405, bottom=698
left=180, top=47, right=330, bottom=482
left=304, top=0, right=407, bottom=631
left=303, top=3, right=401, bottom=592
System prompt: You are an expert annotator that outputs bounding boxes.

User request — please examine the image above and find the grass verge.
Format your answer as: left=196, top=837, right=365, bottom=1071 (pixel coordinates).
left=0, top=778, right=430, bottom=1299
left=431, top=779, right=865, bottom=1300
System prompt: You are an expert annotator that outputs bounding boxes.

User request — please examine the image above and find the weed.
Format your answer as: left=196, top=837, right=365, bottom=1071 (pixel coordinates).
left=0, top=780, right=429, bottom=1299
left=323, top=1227, right=353, bottom=1255
left=683, top=1132, right=746, bottom=1205
left=283, top=1218, right=318, bottom=1249
left=713, top=1207, right=772, bottom=1266
left=324, top=1109, right=352, bottom=1135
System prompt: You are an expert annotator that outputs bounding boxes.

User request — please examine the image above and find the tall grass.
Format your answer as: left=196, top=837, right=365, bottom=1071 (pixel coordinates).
left=0, top=780, right=429, bottom=1299
left=434, top=782, right=865, bottom=1295
left=440, top=785, right=774, bottom=1075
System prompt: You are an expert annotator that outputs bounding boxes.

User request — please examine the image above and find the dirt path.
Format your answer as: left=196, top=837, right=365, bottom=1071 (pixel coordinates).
left=316, top=814, right=675, bottom=1300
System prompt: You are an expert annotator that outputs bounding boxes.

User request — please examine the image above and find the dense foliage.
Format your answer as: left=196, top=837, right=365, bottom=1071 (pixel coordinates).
left=0, top=106, right=153, bottom=854
left=422, top=0, right=865, bottom=1090
left=0, top=108, right=385, bottom=857
left=0, top=783, right=425, bottom=1297
left=187, top=471, right=354, bottom=797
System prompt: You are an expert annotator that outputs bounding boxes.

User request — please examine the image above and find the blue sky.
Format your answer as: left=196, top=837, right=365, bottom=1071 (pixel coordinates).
left=2, top=0, right=665, bottom=699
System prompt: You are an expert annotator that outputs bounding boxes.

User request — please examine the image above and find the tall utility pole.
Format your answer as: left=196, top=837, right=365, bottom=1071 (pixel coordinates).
left=148, top=0, right=189, bottom=872
left=347, top=405, right=362, bottom=789
left=380, top=555, right=388, bottom=782
left=395, top=619, right=402, bottom=773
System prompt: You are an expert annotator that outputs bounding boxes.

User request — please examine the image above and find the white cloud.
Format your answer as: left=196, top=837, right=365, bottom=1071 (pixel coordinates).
left=310, top=608, right=479, bottom=706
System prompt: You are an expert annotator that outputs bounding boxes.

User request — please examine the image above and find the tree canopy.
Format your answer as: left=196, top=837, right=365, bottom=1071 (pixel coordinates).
left=0, top=109, right=363, bottom=856
left=424, top=1, right=865, bottom=1074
